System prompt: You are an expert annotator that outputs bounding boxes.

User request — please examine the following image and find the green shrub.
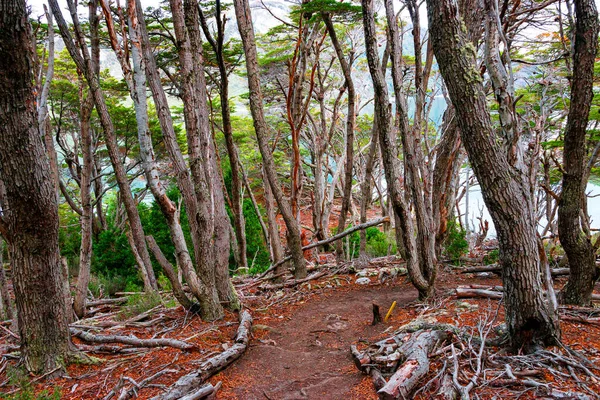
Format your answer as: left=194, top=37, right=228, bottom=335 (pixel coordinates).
left=88, top=274, right=130, bottom=298
left=120, top=291, right=162, bottom=319
left=243, top=199, right=271, bottom=275
left=329, top=226, right=395, bottom=259
left=157, top=273, right=172, bottom=291
left=483, top=249, right=499, bottom=265
left=366, top=228, right=397, bottom=257
left=444, top=219, right=469, bottom=263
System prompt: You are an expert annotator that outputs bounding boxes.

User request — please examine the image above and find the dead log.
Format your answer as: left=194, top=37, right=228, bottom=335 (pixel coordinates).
left=258, top=217, right=390, bottom=279
left=86, top=298, right=127, bottom=307
left=178, top=382, right=220, bottom=400
left=259, top=271, right=326, bottom=291
left=378, top=330, right=449, bottom=400
left=153, top=310, right=252, bottom=400
left=70, top=328, right=195, bottom=351
left=456, top=286, right=600, bottom=302
left=455, top=287, right=502, bottom=300
left=459, top=265, right=570, bottom=277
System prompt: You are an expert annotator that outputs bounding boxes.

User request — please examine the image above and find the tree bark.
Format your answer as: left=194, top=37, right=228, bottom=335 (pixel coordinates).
left=233, top=0, right=307, bottom=278
left=426, top=0, right=561, bottom=349
left=558, top=0, right=600, bottom=306
left=0, top=0, right=71, bottom=373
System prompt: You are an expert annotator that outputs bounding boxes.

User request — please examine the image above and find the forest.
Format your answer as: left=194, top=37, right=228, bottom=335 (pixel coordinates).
left=1, top=0, right=600, bottom=398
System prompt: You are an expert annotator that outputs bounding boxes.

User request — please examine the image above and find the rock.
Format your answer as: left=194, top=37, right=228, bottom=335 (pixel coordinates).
left=476, top=272, right=493, bottom=278
left=356, top=277, right=371, bottom=285
left=357, top=270, right=369, bottom=277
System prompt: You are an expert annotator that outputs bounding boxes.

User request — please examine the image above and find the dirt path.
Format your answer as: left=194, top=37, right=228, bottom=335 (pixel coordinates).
left=215, top=283, right=417, bottom=399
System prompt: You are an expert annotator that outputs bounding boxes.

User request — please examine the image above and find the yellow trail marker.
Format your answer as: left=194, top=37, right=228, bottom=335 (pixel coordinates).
left=384, top=300, right=397, bottom=322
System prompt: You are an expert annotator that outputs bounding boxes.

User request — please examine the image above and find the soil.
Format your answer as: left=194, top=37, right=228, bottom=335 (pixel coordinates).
left=214, top=281, right=415, bottom=400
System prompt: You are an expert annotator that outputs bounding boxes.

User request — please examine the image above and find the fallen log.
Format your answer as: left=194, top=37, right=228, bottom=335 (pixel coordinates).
left=259, top=271, right=327, bottom=291
left=153, top=310, right=252, bottom=400
left=455, top=286, right=600, bottom=302
left=258, top=217, right=390, bottom=279
left=459, top=265, right=570, bottom=277
left=377, top=330, right=449, bottom=400
left=70, top=328, right=195, bottom=351
left=455, top=287, right=503, bottom=300
left=86, top=298, right=127, bottom=308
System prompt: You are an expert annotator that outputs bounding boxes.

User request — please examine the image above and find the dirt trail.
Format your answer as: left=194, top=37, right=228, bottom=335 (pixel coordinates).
left=215, top=283, right=417, bottom=399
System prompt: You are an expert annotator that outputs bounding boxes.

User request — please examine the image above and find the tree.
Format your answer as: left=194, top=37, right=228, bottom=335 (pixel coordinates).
left=558, top=0, right=600, bottom=305
left=361, top=0, right=429, bottom=299
left=0, top=0, right=71, bottom=373
left=426, top=0, right=561, bottom=349
left=233, top=0, right=307, bottom=279
left=49, top=0, right=158, bottom=292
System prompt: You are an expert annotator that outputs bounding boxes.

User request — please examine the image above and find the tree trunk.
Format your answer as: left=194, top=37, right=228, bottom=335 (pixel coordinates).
left=50, top=0, right=157, bottom=292
left=323, top=13, right=356, bottom=262
left=263, top=165, right=286, bottom=275
left=432, top=107, right=462, bottom=257
left=558, top=0, right=600, bottom=306
left=359, top=121, right=380, bottom=264
left=425, top=0, right=561, bottom=349
left=0, top=237, right=13, bottom=321
left=0, top=0, right=71, bottom=373
left=181, top=0, right=239, bottom=310
left=361, top=0, right=428, bottom=299
left=73, top=0, right=99, bottom=319
left=199, top=1, right=248, bottom=272
left=233, top=0, right=307, bottom=278
left=385, top=0, right=437, bottom=297
left=128, top=0, right=223, bottom=320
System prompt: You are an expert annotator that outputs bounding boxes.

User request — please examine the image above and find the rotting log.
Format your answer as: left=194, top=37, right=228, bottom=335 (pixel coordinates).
left=153, top=310, right=252, bottom=400
left=70, top=328, right=195, bottom=350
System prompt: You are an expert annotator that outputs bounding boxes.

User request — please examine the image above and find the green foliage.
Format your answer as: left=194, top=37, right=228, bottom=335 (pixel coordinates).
left=329, top=226, right=396, bottom=259
left=244, top=199, right=271, bottom=275
left=1, top=367, right=60, bottom=400
left=483, top=249, right=500, bottom=265
left=88, top=274, right=131, bottom=298
left=444, top=219, right=469, bottom=263
left=120, top=291, right=162, bottom=319
left=366, top=228, right=397, bottom=257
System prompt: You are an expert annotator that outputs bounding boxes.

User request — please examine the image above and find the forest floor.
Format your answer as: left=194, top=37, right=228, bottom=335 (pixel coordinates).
left=1, top=258, right=600, bottom=399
